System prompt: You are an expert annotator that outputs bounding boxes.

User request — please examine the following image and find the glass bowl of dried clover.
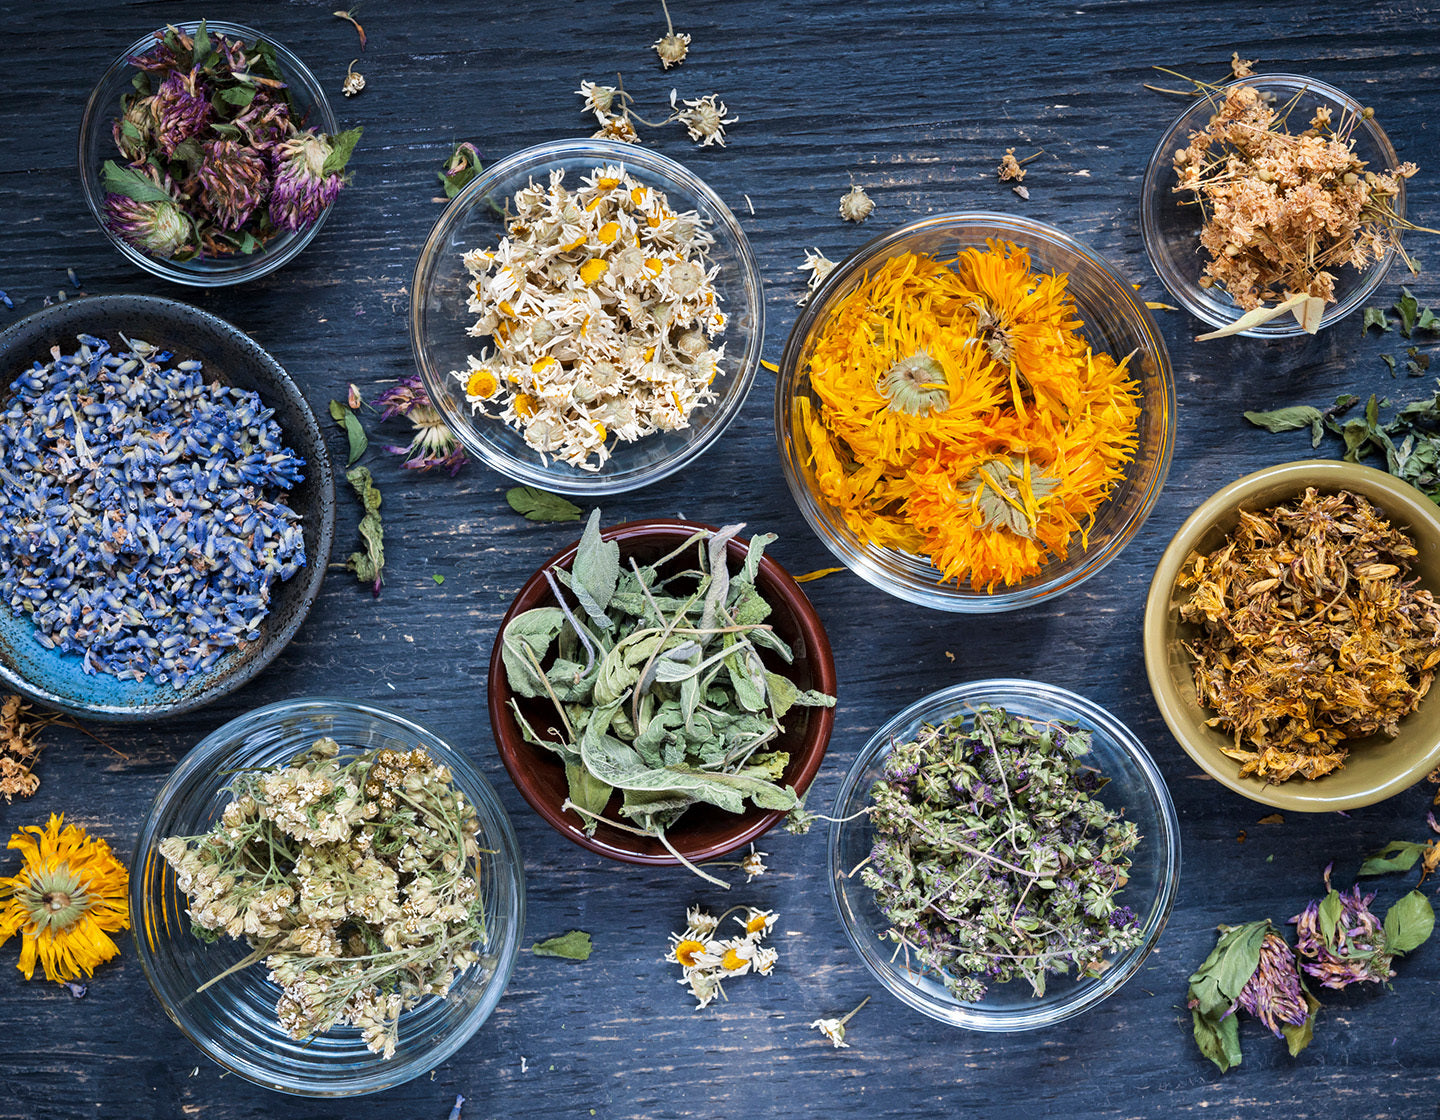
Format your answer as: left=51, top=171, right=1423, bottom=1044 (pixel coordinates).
left=827, top=678, right=1180, bottom=1031
left=1145, top=459, right=1440, bottom=811
left=130, top=698, right=525, bottom=1097
left=1141, top=74, right=1411, bottom=339
left=410, top=138, right=764, bottom=495
left=776, top=211, right=1175, bottom=613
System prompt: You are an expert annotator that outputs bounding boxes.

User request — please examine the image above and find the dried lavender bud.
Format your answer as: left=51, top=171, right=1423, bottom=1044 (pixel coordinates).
left=859, top=704, right=1143, bottom=1002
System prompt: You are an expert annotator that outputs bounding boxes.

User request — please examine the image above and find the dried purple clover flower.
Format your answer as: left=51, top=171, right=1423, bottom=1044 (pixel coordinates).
left=198, top=139, right=270, bottom=231
left=113, top=97, right=156, bottom=162
left=1230, top=930, right=1310, bottom=1037
left=104, top=187, right=193, bottom=258
left=269, top=133, right=346, bottom=231
left=372, top=375, right=468, bottom=475
left=152, top=69, right=211, bottom=157
left=235, top=99, right=293, bottom=154
left=1291, top=871, right=1433, bottom=990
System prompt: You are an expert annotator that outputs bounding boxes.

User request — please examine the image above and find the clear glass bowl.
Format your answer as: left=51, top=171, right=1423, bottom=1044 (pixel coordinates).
left=1140, top=74, right=1403, bottom=338
left=410, top=139, right=764, bottom=495
left=776, top=212, right=1174, bottom=612
left=130, top=699, right=525, bottom=1096
left=828, top=679, right=1180, bottom=1031
left=79, top=21, right=340, bottom=287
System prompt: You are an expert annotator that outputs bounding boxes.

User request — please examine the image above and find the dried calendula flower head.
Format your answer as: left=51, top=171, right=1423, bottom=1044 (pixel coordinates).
left=838, top=184, right=874, bottom=223
left=670, top=90, right=737, bottom=147
left=653, top=0, right=690, bottom=68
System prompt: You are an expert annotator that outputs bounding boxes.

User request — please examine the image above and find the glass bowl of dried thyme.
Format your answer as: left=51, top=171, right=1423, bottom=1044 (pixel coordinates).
left=776, top=211, right=1174, bottom=612
left=1140, top=74, right=1407, bottom=339
left=131, top=698, right=525, bottom=1096
left=410, top=138, right=764, bottom=495
left=1144, top=459, right=1440, bottom=811
left=79, top=20, right=353, bottom=287
left=827, top=678, right=1180, bottom=1031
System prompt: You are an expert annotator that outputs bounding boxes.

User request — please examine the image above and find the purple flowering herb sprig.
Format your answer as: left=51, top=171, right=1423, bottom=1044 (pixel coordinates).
left=857, top=705, right=1144, bottom=1004
left=372, top=375, right=468, bottom=476
left=1293, top=864, right=1435, bottom=990
left=101, top=21, right=362, bottom=262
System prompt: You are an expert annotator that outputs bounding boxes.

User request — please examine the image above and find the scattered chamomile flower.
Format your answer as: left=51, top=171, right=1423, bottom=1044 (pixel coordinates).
left=653, top=0, right=691, bottom=68
left=342, top=60, right=365, bottom=97
left=838, top=184, right=874, bottom=223
left=808, top=996, right=870, bottom=1049
left=667, top=903, right=779, bottom=1009
left=797, top=248, right=838, bottom=306
left=738, top=907, right=776, bottom=936
left=670, top=91, right=737, bottom=147
left=686, top=905, right=720, bottom=937
left=741, top=844, right=768, bottom=881
left=578, top=80, right=621, bottom=122
left=593, top=115, right=642, bottom=144
left=997, top=148, right=1027, bottom=183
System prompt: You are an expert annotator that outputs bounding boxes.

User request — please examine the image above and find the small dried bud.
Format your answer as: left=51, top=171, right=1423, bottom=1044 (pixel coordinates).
left=670, top=90, right=736, bottom=148
left=838, top=185, right=874, bottom=223
left=653, top=31, right=691, bottom=69
left=342, top=61, right=365, bottom=97
left=1230, top=51, right=1256, bottom=79
left=997, top=148, right=1026, bottom=183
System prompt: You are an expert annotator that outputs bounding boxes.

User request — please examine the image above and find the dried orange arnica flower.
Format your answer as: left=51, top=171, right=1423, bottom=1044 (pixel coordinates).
left=799, top=242, right=1141, bottom=591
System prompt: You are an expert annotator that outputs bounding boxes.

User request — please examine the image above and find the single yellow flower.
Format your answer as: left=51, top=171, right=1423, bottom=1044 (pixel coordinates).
left=673, top=938, right=706, bottom=968
left=0, top=814, right=130, bottom=983
left=465, top=369, right=499, bottom=399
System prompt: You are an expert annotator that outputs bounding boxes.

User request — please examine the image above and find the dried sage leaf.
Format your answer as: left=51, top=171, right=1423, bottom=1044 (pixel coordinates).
left=531, top=930, right=592, bottom=960
left=506, top=485, right=581, bottom=523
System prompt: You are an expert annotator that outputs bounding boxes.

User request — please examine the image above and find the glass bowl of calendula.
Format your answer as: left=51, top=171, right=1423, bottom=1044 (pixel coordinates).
left=410, top=138, right=764, bottom=495
left=776, top=212, right=1175, bottom=612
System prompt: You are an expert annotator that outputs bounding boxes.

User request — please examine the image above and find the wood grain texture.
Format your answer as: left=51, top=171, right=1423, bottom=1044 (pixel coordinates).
left=3, top=1, right=1440, bottom=1117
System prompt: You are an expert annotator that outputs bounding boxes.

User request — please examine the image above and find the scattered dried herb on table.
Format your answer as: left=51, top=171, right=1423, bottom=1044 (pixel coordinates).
left=1174, top=488, right=1440, bottom=782
left=159, top=738, right=487, bottom=1059
left=857, top=704, right=1143, bottom=1002
left=799, top=242, right=1141, bottom=590
left=455, top=165, right=729, bottom=471
left=104, top=22, right=361, bottom=260
left=499, top=512, right=834, bottom=879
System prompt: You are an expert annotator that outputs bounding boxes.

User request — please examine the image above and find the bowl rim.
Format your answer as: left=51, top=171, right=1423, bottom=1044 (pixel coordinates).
left=1143, top=458, right=1440, bottom=810
left=78, top=19, right=340, bottom=287
left=826, top=677, right=1180, bottom=1031
left=129, top=696, right=526, bottom=1097
left=409, top=137, right=765, bottom=495
left=487, top=516, right=837, bottom=864
left=0, top=294, right=335, bottom=720
left=775, top=209, right=1175, bottom=612
left=1139, top=72, right=1403, bottom=338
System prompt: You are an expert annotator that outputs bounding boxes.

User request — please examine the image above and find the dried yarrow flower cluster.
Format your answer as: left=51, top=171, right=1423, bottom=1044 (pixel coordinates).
left=1172, top=82, right=1416, bottom=313
left=454, top=165, right=728, bottom=470
left=102, top=22, right=361, bottom=260
left=668, top=904, right=778, bottom=1009
left=577, top=80, right=737, bottom=148
left=860, top=705, right=1143, bottom=1002
left=160, top=739, right=488, bottom=1059
left=0, top=696, right=65, bottom=802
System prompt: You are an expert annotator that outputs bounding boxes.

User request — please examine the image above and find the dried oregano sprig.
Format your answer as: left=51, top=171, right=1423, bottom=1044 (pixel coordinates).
left=858, top=705, right=1143, bottom=1001
left=159, top=738, right=487, bottom=1059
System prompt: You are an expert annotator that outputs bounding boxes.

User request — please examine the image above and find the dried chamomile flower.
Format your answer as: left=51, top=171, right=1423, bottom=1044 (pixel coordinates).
left=997, top=148, right=1027, bottom=182
left=808, top=996, right=869, bottom=1048
left=797, top=248, right=837, bottom=305
left=452, top=165, right=728, bottom=469
left=593, top=115, right=642, bottom=144
left=740, top=845, right=768, bottom=882
left=670, top=90, right=737, bottom=147
left=653, top=0, right=690, bottom=68
left=342, top=59, right=365, bottom=97
left=668, top=903, right=779, bottom=1009
left=838, top=184, right=874, bottom=223
left=578, top=80, right=621, bottom=121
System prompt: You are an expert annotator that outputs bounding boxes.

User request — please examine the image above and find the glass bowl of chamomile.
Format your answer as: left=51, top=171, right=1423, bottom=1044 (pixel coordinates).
left=828, top=678, right=1180, bottom=1031
left=776, top=211, right=1174, bottom=612
left=130, top=698, right=525, bottom=1096
left=410, top=138, right=764, bottom=495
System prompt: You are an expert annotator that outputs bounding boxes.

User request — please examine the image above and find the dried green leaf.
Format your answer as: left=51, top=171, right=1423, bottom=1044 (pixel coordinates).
left=569, top=510, right=620, bottom=630
left=1279, top=988, right=1321, bottom=1057
left=1318, top=890, right=1342, bottom=944
left=328, top=399, right=368, bottom=466
left=1395, top=288, right=1421, bottom=337
left=1191, top=1007, right=1242, bottom=1073
left=321, top=127, right=363, bottom=176
left=342, top=466, right=384, bottom=595
left=1359, top=840, right=1428, bottom=877
left=1382, top=889, right=1435, bottom=955
left=218, top=85, right=257, bottom=109
left=500, top=608, right=567, bottom=699
left=101, top=160, right=174, bottom=205
left=1187, top=920, right=1268, bottom=1020
left=1363, top=306, right=1394, bottom=334
left=1418, top=307, right=1440, bottom=332
left=1382, top=353, right=1398, bottom=376
left=1243, top=405, right=1324, bottom=435
left=506, top=485, right=581, bottom=522
left=531, top=930, right=592, bottom=960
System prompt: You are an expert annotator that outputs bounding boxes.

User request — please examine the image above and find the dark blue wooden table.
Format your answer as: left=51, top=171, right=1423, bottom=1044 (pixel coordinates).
left=3, top=2, right=1439, bottom=1117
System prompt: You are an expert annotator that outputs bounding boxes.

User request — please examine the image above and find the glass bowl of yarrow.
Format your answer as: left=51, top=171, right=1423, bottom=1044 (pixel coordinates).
left=775, top=212, right=1175, bottom=613
left=1140, top=74, right=1408, bottom=339
left=410, top=138, right=764, bottom=495
left=131, top=698, right=526, bottom=1097
left=0, top=294, right=334, bottom=721
left=79, top=20, right=360, bottom=286
left=828, top=679, right=1180, bottom=1031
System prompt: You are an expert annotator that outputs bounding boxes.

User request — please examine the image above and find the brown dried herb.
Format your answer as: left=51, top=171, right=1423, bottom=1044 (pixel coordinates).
left=0, top=695, right=63, bottom=801
left=1174, top=488, right=1440, bottom=782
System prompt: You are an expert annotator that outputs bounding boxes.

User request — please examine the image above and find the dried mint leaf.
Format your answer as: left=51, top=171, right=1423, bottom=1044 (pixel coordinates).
left=1382, top=889, right=1435, bottom=954
left=328, top=399, right=368, bottom=466
left=321, top=127, right=364, bottom=176
left=531, top=930, right=593, bottom=960
left=343, top=466, right=384, bottom=596
left=1359, top=840, right=1429, bottom=877
left=506, top=485, right=581, bottom=522
left=1363, top=306, right=1393, bottom=334
left=1395, top=288, right=1421, bottom=337
left=1243, top=405, right=1323, bottom=438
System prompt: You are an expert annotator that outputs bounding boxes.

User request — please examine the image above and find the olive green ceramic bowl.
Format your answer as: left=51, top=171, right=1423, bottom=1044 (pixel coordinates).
left=1143, top=459, right=1440, bottom=811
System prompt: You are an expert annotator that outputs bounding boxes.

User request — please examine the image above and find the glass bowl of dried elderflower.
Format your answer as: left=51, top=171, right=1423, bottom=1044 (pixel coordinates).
left=1145, top=459, right=1440, bottom=811
left=1141, top=74, right=1415, bottom=339
left=410, top=138, right=764, bottom=495
left=130, top=698, right=525, bottom=1096
left=776, top=211, right=1175, bottom=612
left=79, top=21, right=358, bottom=287
left=827, top=678, right=1180, bottom=1031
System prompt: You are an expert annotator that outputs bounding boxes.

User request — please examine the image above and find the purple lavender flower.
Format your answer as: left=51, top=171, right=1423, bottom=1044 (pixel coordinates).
left=104, top=190, right=193, bottom=258
left=1291, top=886, right=1394, bottom=989
left=152, top=69, right=210, bottom=157
left=197, top=139, right=269, bottom=232
left=372, top=375, right=468, bottom=475
left=1230, top=930, right=1310, bottom=1038
left=268, top=132, right=343, bottom=232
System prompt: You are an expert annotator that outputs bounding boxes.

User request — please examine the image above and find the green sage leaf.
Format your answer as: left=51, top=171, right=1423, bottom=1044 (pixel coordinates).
left=1243, top=405, right=1323, bottom=434
left=531, top=930, right=592, bottom=960
left=563, top=763, right=613, bottom=830
left=506, top=485, right=581, bottom=522
left=1383, top=889, right=1435, bottom=955
left=500, top=608, right=567, bottom=699
left=569, top=510, right=620, bottom=629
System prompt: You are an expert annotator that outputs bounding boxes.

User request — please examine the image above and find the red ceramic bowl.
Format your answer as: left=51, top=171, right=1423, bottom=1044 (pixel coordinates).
left=488, top=518, right=837, bottom=864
